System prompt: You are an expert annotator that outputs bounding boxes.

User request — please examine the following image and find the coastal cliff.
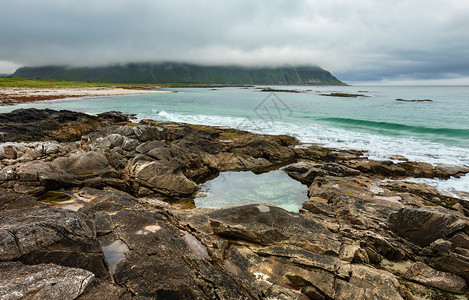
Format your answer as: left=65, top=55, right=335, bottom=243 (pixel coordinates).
left=11, top=63, right=346, bottom=85
left=0, top=108, right=468, bottom=299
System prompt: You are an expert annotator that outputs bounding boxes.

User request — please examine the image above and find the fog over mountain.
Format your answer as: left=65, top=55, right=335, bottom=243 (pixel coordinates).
left=1, top=0, right=469, bottom=84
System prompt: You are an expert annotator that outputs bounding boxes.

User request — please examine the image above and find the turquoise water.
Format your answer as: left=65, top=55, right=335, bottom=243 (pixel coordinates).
left=1, top=85, right=468, bottom=195
left=194, top=170, right=309, bottom=212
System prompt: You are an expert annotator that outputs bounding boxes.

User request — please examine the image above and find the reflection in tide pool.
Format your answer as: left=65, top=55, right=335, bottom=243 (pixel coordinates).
left=195, top=170, right=308, bottom=212
left=101, top=240, right=129, bottom=274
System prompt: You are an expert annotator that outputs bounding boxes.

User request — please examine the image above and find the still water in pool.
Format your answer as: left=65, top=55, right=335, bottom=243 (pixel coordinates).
left=194, top=170, right=309, bottom=212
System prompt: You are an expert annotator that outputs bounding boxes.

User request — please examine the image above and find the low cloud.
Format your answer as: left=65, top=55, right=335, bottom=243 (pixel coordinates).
left=1, top=0, right=469, bottom=83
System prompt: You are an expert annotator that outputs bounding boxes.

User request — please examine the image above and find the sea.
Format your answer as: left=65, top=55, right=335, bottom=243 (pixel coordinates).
left=1, top=85, right=468, bottom=199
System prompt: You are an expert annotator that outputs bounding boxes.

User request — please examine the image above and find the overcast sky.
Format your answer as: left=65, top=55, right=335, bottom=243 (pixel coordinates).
left=1, top=0, right=469, bottom=84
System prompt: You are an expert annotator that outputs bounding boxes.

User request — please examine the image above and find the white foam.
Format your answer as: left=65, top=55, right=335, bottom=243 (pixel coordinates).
left=136, top=110, right=469, bottom=194
left=138, top=110, right=469, bottom=167
left=408, top=174, right=469, bottom=200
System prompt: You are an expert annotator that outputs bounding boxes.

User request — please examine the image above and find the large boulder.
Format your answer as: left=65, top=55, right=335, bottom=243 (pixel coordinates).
left=230, top=135, right=298, bottom=162
left=106, top=209, right=252, bottom=299
left=129, top=160, right=197, bottom=196
left=349, top=264, right=403, bottom=299
left=388, top=206, right=469, bottom=279
left=0, top=151, right=121, bottom=193
left=402, top=262, right=466, bottom=293
left=54, top=151, right=117, bottom=178
left=0, top=206, right=109, bottom=279
left=184, top=204, right=341, bottom=255
left=388, top=206, right=468, bottom=247
left=0, top=261, right=94, bottom=300
left=284, top=162, right=360, bottom=185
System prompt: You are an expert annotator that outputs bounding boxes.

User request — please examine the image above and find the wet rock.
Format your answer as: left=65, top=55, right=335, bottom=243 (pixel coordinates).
left=0, top=142, right=68, bottom=164
left=109, top=209, right=253, bottom=299
left=2, top=108, right=469, bottom=298
left=380, top=181, right=447, bottom=202
left=230, top=135, right=298, bottom=162
left=434, top=165, right=469, bottom=179
left=202, top=152, right=271, bottom=171
left=0, top=261, right=94, bottom=300
left=428, top=239, right=452, bottom=254
left=0, top=108, right=126, bottom=143
left=96, top=111, right=133, bottom=123
left=185, top=204, right=341, bottom=254
left=344, top=160, right=408, bottom=177
left=344, top=159, right=469, bottom=180
left=0, top=206, right=109, bottom=279
left=284, top=162, right=360, bottom=185
left=403, top=262, right=466, bottom=293
left=308, top=175, right=402, bottom=229
left=252, top=244, right=344, bottom=273
left=135, top=140, right=166, bottom=154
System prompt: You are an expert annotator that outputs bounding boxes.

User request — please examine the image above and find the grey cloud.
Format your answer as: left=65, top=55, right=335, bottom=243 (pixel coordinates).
left=1, top=0, right=469, bottom=83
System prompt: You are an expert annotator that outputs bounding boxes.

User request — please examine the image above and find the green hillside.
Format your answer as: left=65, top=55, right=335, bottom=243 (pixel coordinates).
left=12, top=63, right=346, bottom=86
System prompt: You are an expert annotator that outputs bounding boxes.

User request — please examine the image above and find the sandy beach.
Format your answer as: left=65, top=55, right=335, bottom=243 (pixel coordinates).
left=0, top=87, right=171, bottom=104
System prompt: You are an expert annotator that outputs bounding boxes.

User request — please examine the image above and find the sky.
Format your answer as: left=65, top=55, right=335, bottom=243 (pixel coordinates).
left=1, top=0, right=469, bottom=84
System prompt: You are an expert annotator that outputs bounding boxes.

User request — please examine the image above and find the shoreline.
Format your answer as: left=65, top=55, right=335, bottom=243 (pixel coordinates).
left=1, top=87, right=468, bottom=199
left=0, top=86, right=172, bottom=105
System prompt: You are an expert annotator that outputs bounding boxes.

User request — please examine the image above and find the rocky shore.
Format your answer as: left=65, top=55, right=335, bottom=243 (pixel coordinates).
left=1, top=108, right=468, bottom=299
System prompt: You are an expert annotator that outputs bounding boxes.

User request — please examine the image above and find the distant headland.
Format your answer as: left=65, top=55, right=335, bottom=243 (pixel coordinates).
left=11, top=62, right=346, bottom=86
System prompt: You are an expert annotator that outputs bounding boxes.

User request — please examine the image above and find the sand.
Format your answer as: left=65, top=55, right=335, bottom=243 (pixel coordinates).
left=0, top=87, right=172, bottom=104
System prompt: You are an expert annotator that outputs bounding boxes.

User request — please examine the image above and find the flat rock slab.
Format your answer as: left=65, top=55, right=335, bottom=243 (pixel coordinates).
left=0, top=206, right=109, bottom=279
left=108, top=209, right=252, bottom=299
left=0, top=261, right=94, bottom=300
left=186, top=204, right=341, bottom=254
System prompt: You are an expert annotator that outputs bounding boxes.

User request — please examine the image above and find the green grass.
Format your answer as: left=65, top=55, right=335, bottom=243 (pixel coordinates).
left=0, top=77, right=161, bottom=88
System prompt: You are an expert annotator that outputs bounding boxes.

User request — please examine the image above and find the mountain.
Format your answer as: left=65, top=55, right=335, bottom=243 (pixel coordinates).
left=12, top=63, right=345, bottom=85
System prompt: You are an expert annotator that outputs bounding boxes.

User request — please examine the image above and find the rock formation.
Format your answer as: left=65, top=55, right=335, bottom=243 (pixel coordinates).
left=0, top=108, right=468, bottom=299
